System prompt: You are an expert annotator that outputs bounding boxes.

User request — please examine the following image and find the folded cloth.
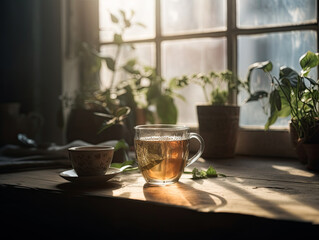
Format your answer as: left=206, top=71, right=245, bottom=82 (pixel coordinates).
left=0, top=140, right=122, bottom=172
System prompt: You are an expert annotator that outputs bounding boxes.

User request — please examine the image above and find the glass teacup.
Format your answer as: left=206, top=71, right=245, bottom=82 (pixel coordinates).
left=134, top=124, right=205, bottom=185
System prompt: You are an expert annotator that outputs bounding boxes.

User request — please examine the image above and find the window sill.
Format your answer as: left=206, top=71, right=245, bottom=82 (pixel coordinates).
left=236, top=127, right=296, bottom=158
left=188, top=125, right=296, bottom=159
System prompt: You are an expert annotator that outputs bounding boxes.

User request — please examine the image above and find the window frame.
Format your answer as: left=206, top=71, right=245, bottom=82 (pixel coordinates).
left=98, top=0, right=319, bottom=157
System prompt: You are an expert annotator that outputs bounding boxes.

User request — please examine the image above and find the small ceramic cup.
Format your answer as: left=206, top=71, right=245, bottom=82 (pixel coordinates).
left=68, top=146, right=114, bottom=177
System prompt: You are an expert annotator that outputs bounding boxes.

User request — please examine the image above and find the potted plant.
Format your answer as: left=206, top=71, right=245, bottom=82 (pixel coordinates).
left=246, top=51, right=319, bottom=170
left=120, top=62, right=179, bottom=125
left=170, top=70, right=243, bottom=158
left=63, top=9, right=145, bottom=145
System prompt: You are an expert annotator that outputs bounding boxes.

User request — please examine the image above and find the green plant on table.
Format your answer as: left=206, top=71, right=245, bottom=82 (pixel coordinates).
left=91, top=10, right=178, bottom=127
left=82, top=9, right=147, bottom=131
left=246, top=51, right=319, bottom=143
left=170, top=70, right=243, bottom=106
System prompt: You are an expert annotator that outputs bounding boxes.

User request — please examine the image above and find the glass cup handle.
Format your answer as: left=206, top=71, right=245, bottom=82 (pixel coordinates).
left=186, top=132, right=205, bottom=167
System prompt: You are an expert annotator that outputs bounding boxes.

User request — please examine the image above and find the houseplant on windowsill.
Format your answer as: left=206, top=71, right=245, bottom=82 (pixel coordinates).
left=64, top=9, right=145, bottom=146
left=170, top=70, right=243, bottom=158
left=246, top=51, right=319, bottom=170
left=119, top=62, right=179, bottom=125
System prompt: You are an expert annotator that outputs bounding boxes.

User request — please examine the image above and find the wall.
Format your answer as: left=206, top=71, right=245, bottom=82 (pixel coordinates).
left=0, top=0, right=63, bottom=144
left=0, top=0, right=99, bottom=145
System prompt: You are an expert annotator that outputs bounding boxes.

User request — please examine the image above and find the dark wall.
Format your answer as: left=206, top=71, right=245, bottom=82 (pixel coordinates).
left=0, top=0, right=63, bottom=144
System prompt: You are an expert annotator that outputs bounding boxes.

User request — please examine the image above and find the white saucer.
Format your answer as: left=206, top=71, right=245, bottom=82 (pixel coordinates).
left=59, top=167, right=121, bottom=184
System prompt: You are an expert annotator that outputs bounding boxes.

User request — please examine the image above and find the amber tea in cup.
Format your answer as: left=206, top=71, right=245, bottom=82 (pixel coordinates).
left=134, top=124, right=204, bottom=185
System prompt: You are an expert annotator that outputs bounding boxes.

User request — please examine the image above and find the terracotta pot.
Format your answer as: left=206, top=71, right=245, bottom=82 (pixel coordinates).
left=303, top=144, right=319, bottom=171
left=196, top=105, right=239, bottom=159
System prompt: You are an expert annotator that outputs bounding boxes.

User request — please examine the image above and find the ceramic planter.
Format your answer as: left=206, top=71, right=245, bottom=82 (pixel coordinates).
left=196, top=105, right=239, bottom=159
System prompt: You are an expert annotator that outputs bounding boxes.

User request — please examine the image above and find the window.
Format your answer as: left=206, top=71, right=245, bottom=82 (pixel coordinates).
left=99, top=0, right=318, bottom=130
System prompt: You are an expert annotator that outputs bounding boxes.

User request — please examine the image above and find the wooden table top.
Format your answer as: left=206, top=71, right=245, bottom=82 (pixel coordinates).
left=1, top=156, right=319, bottom=226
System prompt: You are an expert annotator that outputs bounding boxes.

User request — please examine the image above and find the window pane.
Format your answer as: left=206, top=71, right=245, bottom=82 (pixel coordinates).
left=237, top=0, right=317, bottom=28
left=100, top=43, right=155, bottom=89
left=99, top=0, right=155, bottom=42
left=238, top=31, right=317, bottom=127
left=161, top=0, right=226, bottom=35
left=162, top=38, right=227, bottom=125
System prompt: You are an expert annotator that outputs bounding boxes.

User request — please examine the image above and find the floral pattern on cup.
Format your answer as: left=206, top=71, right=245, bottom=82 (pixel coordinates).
left=68, top=146, right=114, bottom=177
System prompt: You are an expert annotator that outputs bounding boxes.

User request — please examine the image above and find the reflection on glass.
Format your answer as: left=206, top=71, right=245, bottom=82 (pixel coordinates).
left=99, top=0, right=155, bottom=42
left=238, top=31, right=317, bottom=127
left=162, top=38, right=227, bottom=124
left=100, top=43, right=155, bottom=89
left=161, top=0, right=226, bottom=35
left=237, top=0, right=317, bottom=28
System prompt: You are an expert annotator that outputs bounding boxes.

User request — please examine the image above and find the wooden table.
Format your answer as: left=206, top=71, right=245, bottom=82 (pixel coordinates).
left=0, top=156, right=318, bottom=238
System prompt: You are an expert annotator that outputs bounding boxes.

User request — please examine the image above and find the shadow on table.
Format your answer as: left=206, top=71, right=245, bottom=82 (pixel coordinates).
left=56, top=180, right=123, bottom=192
left=143, top=182, right=227, bottom=210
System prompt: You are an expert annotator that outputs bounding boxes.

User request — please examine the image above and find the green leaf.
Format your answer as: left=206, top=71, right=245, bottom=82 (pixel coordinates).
left=98, top=118, right=116, bottom=134
left=279, top=85, right=291, bottom=103
left=206, top=166, right=217, bottom=177
left=104, top=57, right=115, bottom=71
left=156, top=95, right=177, bottom=124
left=265, top=111, right=279, bottom=130
left=191, top=166, right=221, bottom=179
left=146, top=83, right=162, bottom=103
left=110, top=13, right=119, bottom=23
left=172, top=92, right=186, bottom=102
left=115, top=106, right=131, bottom=118
left=113, top=33, right=123, bottom=45
left=277, top=100, right=291, bottom=118
left=111, top=163, right=122, bottom=168
left=279, top=66, right=299, bottom=87
left=245, top=91, right=268, bottom=102
left=136, top=22, right=146, bottom=28
left=122, top=59, right=140, bottom=74
left=211, top=89, right=228, bottom=105
left=124, top=19, right=131, bottom=28
left=145, top=109, right=155, bottom=124
left=125, top=59, right=136, bottom=67
left=248, top=61, right=273, bottom=74
left=265, top=90, right=282, bottom=130
left=192, top=168, right=207, bottom=179
left=119, top=10, right=126, bottom=20
left=114, top=139, right=129, bottom=151
left=264, top=87, right=291, bottom=129
left=111, top=158, right=137, bottom=172
left=273, top=89, right=282, bottom=111
left=169, top=76, right=189, bottom=89
left=299, top=51, right=319, bottom=76
left=246, top=61, right=273, bottom=92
